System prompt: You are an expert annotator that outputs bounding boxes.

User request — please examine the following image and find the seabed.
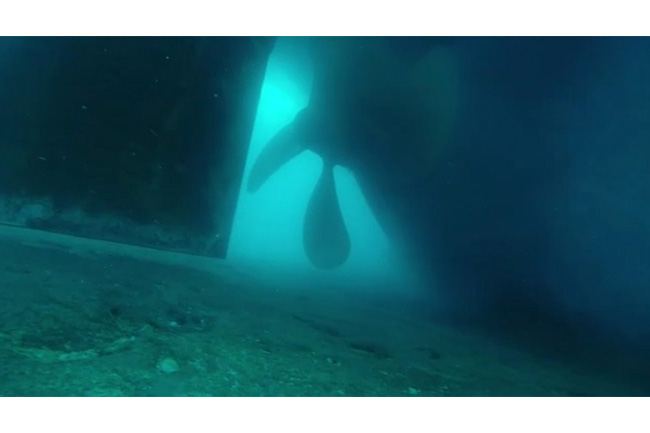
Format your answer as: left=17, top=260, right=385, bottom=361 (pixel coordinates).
left=0, top=224, right=646, bottom=397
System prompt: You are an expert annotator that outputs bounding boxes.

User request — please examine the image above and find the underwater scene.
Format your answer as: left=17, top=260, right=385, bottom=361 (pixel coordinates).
left=0, top=36, right=648, bottom=396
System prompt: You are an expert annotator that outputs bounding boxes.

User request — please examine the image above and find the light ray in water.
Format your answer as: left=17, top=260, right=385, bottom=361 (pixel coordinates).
left=228, top=38, right=407, bottom=283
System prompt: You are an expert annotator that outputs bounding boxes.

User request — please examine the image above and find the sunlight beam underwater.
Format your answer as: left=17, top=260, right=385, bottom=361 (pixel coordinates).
left=230, top=37, right=460, bottom=275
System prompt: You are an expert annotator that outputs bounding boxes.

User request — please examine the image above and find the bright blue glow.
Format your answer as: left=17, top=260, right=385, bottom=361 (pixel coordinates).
left=228, top=38, right=410, bottom=284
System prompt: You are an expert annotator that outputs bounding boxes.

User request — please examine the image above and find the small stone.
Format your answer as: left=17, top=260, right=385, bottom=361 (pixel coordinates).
left=157, top=357, right=179, bottom=374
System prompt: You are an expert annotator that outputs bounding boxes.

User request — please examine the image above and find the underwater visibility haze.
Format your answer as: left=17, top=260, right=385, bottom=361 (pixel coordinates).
left=0, top=36, right=648, bottom=396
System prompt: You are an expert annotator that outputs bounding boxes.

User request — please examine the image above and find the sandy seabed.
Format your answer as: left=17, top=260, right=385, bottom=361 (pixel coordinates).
left=0, top=224, right=646, bottom=397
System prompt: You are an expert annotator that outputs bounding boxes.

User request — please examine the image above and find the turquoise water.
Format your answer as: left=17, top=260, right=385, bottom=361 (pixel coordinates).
left=0, top=37, right=649, bottom=396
